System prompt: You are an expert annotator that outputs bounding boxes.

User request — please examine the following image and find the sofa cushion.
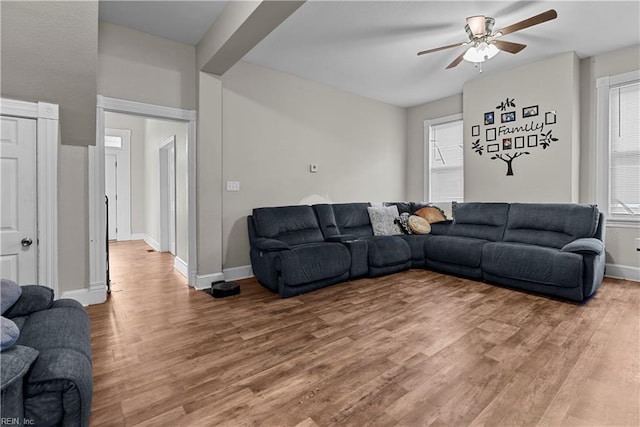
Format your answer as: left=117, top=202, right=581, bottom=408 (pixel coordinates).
left=449, top=202, right=510, bottom=242
left=384, top=202, right=412, bottom=215
left=252, top=205, right=324, bottom=246
left=396, top=212, right=412, bottom=234
left=482, top=242, right=583, bottom=288
left=367, top=205, right=402, bottom=236
left=1, top=344, right=39, bottom=391
left=503, top=203, right=599, bottom=249
left=408, top=215, right=431, bottom=234
left=1, top=279, right=22, bottom=315
left=425, top=235, right=487, bottom=268
left=364, top=236, right=411, bottom=267
left=415, top=206, right=447, bottom=223
left=331, top=203, right=374, bottom=238
left=278, top=243, right=350, bottom=287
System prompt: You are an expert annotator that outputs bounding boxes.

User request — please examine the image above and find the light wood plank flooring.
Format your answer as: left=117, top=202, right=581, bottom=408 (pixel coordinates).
left=88, top=240, right=640, bottom=426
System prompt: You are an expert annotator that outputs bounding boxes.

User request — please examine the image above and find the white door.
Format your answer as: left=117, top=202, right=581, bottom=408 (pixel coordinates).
left=104, top=128, right=131, bottom=241
left=0, top=116, right=37, bottom=283
left=105, top=153, right=118, bottom=240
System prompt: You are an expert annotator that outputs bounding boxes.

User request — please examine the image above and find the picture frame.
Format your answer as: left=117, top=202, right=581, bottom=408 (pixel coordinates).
left=515, top=136, right=525, bottom=149
left=484, top=112, right=494, bottom=125
left=527, top=134, right=538, bottom=147
left=501, top=111, right=516, bottom=123
left=487, top=144, right=499, bottom=153
left=472, top=125, right=480, bottom=137
left=502, top=138, right=512, bottom=150
left=545, top=111, right=557, bottom=124
left=522, top=105, right=538, bottom=118
left=486, top=128, right=496, bottom=141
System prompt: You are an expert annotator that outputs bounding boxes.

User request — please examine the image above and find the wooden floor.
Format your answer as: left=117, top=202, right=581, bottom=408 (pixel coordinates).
left=88, top=240, right=640, bottom=426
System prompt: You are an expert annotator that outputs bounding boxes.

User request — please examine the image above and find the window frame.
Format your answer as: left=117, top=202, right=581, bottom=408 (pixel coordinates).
left=424, top=113, right=464, bottom=203
left=596, top=70, right=640, bottom=226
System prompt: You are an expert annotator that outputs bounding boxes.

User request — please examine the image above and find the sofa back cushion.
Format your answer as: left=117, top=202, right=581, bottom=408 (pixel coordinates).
left=328, top=203, right=374, bottom=238
left=449, top=202, right=510, bottom=242
left=252, top=205, right=324, bottom=246
left=504, top=203, right=600, bottom=248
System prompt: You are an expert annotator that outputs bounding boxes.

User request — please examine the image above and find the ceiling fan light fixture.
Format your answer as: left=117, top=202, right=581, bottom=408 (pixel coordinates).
left=466, top=16, right=486, bottom=36
left=463, top=42, right=500, bottom=63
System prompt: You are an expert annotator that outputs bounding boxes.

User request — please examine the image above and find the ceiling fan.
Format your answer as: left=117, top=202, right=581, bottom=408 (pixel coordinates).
left=417, top=9, right=558, bottom=69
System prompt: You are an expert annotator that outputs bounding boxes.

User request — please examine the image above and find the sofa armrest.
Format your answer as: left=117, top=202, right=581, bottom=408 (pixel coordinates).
left=4, top=286, right=54, bottom=319
left=326, top=234, right=358, bottom=243
left=561, top=238, right=604, bottom=255
left=253, top=238, right=291, bottom=252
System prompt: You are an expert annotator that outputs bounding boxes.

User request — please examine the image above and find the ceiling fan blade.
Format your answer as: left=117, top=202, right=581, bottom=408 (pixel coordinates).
left=446, top=51, right=466, bottom=69
left=417, top=42, right=466, bottom=56
left=495, top=9, right=557, bottom=37
left=492, top=40, right=527, bottom=54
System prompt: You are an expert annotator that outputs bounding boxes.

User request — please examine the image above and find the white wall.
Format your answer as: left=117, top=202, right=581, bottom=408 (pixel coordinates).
left=463, top=52, right=580, bottom=202
left=220, top=61, right=407, bottom=268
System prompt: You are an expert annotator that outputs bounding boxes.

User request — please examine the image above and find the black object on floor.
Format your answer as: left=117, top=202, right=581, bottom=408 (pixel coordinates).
left=204, top=281, right=240, bottom=298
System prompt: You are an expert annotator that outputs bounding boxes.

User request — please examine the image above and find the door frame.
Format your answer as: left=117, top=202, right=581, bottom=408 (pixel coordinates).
left=0, top=98, right=59, bottom=295
left=159, top=135, right=176, bottom=254
left=91, top=96, right=197, bottom=288
left=105, top=128, right=132, bottom=241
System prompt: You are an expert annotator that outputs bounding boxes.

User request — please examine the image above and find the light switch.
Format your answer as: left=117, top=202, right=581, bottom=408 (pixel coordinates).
left=310, top=164, right=318, bottom=173
left=226, top=181, right=240, bottom=191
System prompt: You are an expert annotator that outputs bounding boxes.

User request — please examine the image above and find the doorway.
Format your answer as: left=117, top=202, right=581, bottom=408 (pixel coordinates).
left=159, top=135, right=176, bottom=255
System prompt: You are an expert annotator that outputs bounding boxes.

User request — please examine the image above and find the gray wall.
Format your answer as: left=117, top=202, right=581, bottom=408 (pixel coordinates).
left=463, top=52, right=580, bottom=202
left=219, top=61, right=407, bottom=268
left=1, top=1, right=98, bottom=294
left=406, top=94, right=463, bottom=202
left=98, top=22, right=196, bottom=110
left=1, top=1, right=98, bottom=147
left=579, top=45, right=640, bottom=268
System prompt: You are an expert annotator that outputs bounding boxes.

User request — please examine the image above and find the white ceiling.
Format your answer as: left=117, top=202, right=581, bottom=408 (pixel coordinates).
left=99, top=1, right=640, bottom=108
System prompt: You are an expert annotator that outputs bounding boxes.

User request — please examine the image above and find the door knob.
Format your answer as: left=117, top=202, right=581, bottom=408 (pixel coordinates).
left=21, top=238, right=33, bottom=247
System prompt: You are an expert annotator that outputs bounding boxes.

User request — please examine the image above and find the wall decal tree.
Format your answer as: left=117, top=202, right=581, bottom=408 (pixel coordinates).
left=472, top=139, right=484, bottom=155
left=490, top=152, right=530, bottom=176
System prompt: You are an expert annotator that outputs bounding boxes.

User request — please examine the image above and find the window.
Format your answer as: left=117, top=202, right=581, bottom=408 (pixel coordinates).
left=425, top=114, right=463, bottom=203
left=104, top=135, right=122, bottom=148
left=597, top=71, right=640, bottom=223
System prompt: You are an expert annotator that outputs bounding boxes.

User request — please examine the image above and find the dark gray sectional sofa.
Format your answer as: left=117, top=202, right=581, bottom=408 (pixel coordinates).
left=247, top=202, right=606, bottom=302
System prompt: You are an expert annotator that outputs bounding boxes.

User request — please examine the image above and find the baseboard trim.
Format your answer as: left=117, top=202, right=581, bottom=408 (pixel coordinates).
left=194, top=272, right=225, bottom=290
left=605, top=263, right=640, bottom=282
left=61, top=282, right=107, bottom=306
left=174, top=256, right=188, bottom=277
left=131, top=233, right=145, bottom=241
left=223, top=265, right=254, bottom=281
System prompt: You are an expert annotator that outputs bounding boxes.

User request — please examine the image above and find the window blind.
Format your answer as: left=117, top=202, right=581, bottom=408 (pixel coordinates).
left=609, top=82, right=640, bottom=217
left=429, top=119, right=463, bottom=203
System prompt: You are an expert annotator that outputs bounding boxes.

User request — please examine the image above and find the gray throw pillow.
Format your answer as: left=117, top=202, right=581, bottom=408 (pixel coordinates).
left=367, top=205, right=403, bottom=236
left=1, top=316, right=20, bottom=351
left=1, top=279, right=22, bottom=315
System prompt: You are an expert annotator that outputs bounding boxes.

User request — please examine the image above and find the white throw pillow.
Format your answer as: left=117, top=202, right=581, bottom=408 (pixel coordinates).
left=367, top=205, right=403, bottom=236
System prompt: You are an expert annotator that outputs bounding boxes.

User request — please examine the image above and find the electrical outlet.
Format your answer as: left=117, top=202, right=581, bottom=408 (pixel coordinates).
left=226, top=181, right=240, bottom=191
